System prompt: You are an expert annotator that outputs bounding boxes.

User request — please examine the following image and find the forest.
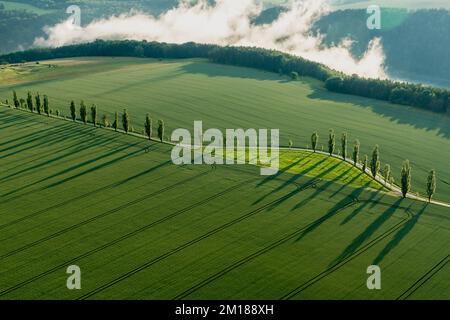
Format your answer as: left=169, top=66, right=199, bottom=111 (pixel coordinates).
left=1, top=40, right=448, bottom=114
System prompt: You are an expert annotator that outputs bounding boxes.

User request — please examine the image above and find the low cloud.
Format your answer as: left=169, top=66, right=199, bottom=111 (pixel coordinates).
left=34, top=0, right=386, bottom=79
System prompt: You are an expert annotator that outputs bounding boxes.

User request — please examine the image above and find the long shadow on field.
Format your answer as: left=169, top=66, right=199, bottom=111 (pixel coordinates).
left=340, top=188, right=384, bottom=226
left=291, top=162, right=351, bottom=211
left=0, top=123, right=77, bottom=158
left=0, top=126, right=93, bottom=161
left=180, top=62, right=283, bottom=82
left=1, top=140, right=143, bottom=197
left=330, top=198, right=404, bottom=266
left=0, top=132, right=119, bottom=182
left=267, top=162, right=344, bottom=211
left=253, top=156, right=322, bottom=205
left=329, top=172, right=364, bottom=198
left=295, top=184, right=366, bottom=242
left=0, top=115, right=31, bottom=129
left=0, top=120, right=39, bottom=132
left=308, top=87, right=450, bottom=139
left=373, top=204, right=428, bottom=265
left=42, top=142, right=145, bottom=190
left=0, top=121, right=66, bottom=147
left=256, top=156, right=306, bottom=187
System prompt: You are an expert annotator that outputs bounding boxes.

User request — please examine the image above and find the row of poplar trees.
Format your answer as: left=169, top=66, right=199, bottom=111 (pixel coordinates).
left=68, top=100, right=165, bottom=142
left=12, top=91, right=166, bottom=142
left=309, top=130, right=437, bottom=202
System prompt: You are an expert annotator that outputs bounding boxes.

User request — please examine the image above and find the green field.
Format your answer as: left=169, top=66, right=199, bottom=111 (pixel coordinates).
left=0, top=1, right=55, bottom=15
left=0, top=107, right=448, bottom=299
left=0, top=57, right=448, bottom=202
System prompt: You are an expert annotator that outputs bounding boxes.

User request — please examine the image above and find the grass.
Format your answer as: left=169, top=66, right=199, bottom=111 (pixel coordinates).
left=0, top=107, right=448, bottom=300
left=0, top=1, right=55, bottom=15
left=0, top=57, right=448, bottom=202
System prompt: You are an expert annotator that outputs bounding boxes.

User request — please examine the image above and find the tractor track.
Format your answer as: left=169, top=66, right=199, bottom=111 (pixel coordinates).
left=76, top=181, right=320, bottom=300
left=174, top=192, right=355, bottom=300
left=0, top=178, right=254, bottom=297
left=0, top=161, right=174, bottom=231
left=396, top=254, right=449, bottom=300
left=0, top=170, right=210, bottom=261
left=279, top=205, right=414, bottom=300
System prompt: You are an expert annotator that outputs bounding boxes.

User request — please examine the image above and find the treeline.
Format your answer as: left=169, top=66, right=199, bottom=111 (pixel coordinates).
left=325, top=76, right=450, bottom=113
left=11, top=90, right=167, bottom=142
left=307, top=129, right=437, bottom=202
left=1, top=40, right=449, bottom=114
left=5, top=90, right=439, bottom=202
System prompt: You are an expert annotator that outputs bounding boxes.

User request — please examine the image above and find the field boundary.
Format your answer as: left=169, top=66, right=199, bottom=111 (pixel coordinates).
left=2, top=103, right=447, bottom=207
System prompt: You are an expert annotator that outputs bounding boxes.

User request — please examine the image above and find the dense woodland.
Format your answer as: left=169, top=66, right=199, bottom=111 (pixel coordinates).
left=1, top=40, right=448, bottom=114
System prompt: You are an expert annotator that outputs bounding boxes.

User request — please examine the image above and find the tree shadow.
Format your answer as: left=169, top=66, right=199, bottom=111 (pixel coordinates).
left=295, top=185, right=365, bottom=242
left=340, top=188, right=384, bottom=226
left=0, top=132, right=119, bottom=182
left=0, top=124, right=82, bottom=160
left=253, top=156, right=321, bottom=206
left=256, top=154, right=311, bottom=188
left=330, top=198, right=404, bottom=266
left=307, top=85, right=450, bottom=139
left=291, top=162, right=351, bottom=211
left=179, top=61, right=286, bottom=82
left=2, top=141, right=143, bottom=197
left=373, top=203, right=428, bottom=265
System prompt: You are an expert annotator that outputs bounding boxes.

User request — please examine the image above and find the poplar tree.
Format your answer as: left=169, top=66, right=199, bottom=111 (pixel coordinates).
left=27, top=92, right=33, bottom=112
left=122, top=109, right=130, bottom=133
left=91, top=105, right=98, bottom=127
left=311, top=132, right=319, bottom=153
left=13, top=90, right=19, bottom=109
left=102, top=114, right=109, bottom=127
left=35, top=93, right=42, bottom=114
left=341, top=132, right=347, bottom=160
left=328, top=129, right=335, bottom=156
left=158, top=120, right=165, bottom=142
left=370, top=145, right=380, bottom=178
left=79, top=101, right=87, bottom=124
left=362, top=155, right=368, bottom=173
left=113, top=111, right=118, bottom=131
left=353, top=139, right=360, bottom=166
left=70, top=101, right=76, bottom=121
left=401, top=160, right=412, bottom=198
left=383, top=164, right=391, bottom=185
left=426, top=170, right=436, bottom=202
left=43, top=95, right=49, bottom=116
left=145, top=114, right=152, bottom=140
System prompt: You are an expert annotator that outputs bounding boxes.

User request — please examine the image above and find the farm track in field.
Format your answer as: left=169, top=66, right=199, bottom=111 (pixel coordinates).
left=0, top=170, right=211, bottom=261
left=173, top=191, right=356, bottom=299
left=280, top=204, right=413, bottom=300
left=397, top=254, right=449, bottom=300
left=0, top=159, right=173, bottom=231
left=0, top=178, right=254, bottom=297
left=76, top=180, right=323, bottom=299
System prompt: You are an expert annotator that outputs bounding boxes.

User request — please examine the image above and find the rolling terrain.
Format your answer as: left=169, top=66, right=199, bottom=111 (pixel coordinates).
left=0, top=107, right=448, bottom=299
left=0, top=57, right=448, bottom=202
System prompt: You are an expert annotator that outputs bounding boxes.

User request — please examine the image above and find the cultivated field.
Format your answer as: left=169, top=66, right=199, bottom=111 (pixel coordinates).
left=0, top=107, right=448, bottom=299
left=0, top=57, right=448, bottom=202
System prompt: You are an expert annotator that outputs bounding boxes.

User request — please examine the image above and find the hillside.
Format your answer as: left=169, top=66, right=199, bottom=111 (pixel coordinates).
left=1, top=57, right=448, bottom=202
left=0, top=107, right=448, bottom=299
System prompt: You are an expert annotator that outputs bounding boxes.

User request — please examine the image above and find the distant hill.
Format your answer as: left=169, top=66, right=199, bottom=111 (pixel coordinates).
left=254, top=6, right=450, bottom=88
